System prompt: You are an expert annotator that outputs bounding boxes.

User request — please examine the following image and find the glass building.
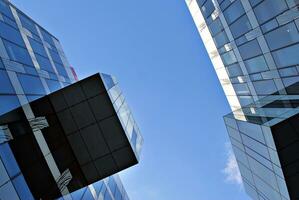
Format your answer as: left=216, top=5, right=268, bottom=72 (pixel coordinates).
left=0, top=0, right=142, bottom=199
left=186, top=0, right=299, bottom=199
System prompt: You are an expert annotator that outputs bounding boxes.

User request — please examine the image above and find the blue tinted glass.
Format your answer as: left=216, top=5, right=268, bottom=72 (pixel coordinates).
left=244, top=55, right=268, bottom=74
left=272, top=43, right=299, bottom=68
left=4, top=40, right=33, bottom=66
left=93, top=180, right=104, bottom=195
left=0, top=143, right=20, bottom=177
left=71, top=187, right=87, bottom=200
left=0, top=181, right=20, bottom=200
left=220, top=0, right=232, bottom=10
left=221, top=51, right=237, bottom=65
left=104, top=189, right=113, bottom=200
left=202, top=0, right=215, bottom=18
left=196, top=0, right=207, bottom=6
left=209, top=18, right=223, bottom=36
left=223, top=0, right=244, bottom=24
left=226, top=63, right=243, bottom=77
left=0, top=95, right=20, bottom=116
left=0, top=158, right=9, bottom=186
left=55, top=63, right=68, bottom=77
left=233, top=83, right=250, bottom=95
left=28, top=37, right=47, bottom=57
left=213, top=31, right=229, bottom=47
left=102, top=73, right=116, bottom=90
left=0, top=21, right=24, bottom=46
left=46, top=79, right=61, bottom=93
left=0, top=58, right=4, bottom=68
left=40, top=29, right=55, bottom=47
left=12, top=175, right=34, bottom=200
left=2, top=15, right=17, bottom=29
left=131, top=129, right=137, bottom=150
left=265, top=22, right=299, bottom=51
left=26, top=95, right=42, bottom=102
left=239, top=39, right=262, bottom=60
left=254, top=0, right=287, bottom=24
left=18, top=74, right=46, bottom=95
left=253, top=80, right=277, bottom=95
left=108, top=177, right=117, bottom=195
left=0, top=0, right=13, bottom=19
left=35, top=54, right=54, bottom=73
left=230, top=15, right=252, bottom=38
left=82, top=188, right=93, bottom=200
left=0, top=70, right=15, bottom=93
left=248, top=0, right=262, bottom=7
left=49, top=49, right=62, bottom=64
left=18, top=12, right=39, bottom=36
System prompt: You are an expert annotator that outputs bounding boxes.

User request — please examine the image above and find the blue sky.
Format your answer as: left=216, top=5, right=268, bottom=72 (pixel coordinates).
left=12, top=1, right=251, bottom=199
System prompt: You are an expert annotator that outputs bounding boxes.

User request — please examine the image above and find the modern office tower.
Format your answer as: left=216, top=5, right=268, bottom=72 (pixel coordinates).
left=186, top=0, right=299, bottom=200
left=0, top=0, right=143, bottom=199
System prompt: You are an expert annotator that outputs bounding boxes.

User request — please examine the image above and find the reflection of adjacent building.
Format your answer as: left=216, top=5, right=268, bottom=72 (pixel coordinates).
left=186, top=0, right=299, bottom=199
left=0, top=0, right=142, bottom=199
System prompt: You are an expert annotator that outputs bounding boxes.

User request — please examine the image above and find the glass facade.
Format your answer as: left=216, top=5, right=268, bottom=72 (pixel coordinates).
left=186, top=0, right=299, bottom=199
left=0, top=0, right=141, bottom=199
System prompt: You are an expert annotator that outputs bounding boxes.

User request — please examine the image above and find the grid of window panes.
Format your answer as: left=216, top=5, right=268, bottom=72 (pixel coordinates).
left=186, top=0, right=299, bottom=199
left=57, top=175, right=130, bottom=200
left=101, top=73, right=143, bottom=161
left=0, top=0, right=131, bottom=199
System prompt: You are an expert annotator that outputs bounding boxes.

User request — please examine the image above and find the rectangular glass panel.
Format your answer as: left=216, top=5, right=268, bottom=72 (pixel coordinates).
left=254, top=0, right=287, bottom=24
left=239, top=39, right=262, bottom=60
left=223, top=0, right=245, bottom=25
left=230, top=15, right=252, bottom=38
left=244, top=55, right=269, bottom=74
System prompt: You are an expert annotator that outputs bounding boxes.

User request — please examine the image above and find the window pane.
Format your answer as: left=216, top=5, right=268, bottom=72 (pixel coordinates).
left=209, top=18, right=223, bottom=36
left=233, top=83, right=250, bottom=95
left=0, top=21, right=24, bottom=46
left=17, top=74, right=46, bottom=95
left=28, top=37, right=47, bottom=57
left=0, top=0, right=13, bottom=19
left=35, top=54, right=54, bottom=73
left=12, top=175, right=34, bottom=200
left=221, top=50, right=237, bottom=65
left=46, top=79, right=61, bottom=93
left=230, top=15, right=252, bottom=38
left=244, top=55, right=269, bottom=74
left=4, top=40, right=33, bottom=66
left=0, top=70, right=15, bottom=94
left=0, top=181, right=20, bottom=200
left=0, top=158, right=9, bottom=186
left=254, top=0, right=287, bottom=24
left=239, top=39, right=262, bottom=60
left=223, top=0, right=245, bottom=24
left=214, top=30, right=229, bottom=47
left=272, top=43, right=299, bottom=68
left=18, top=12, right=39, bottom=36
left=0, top=95, right=20, bottom=116
left=201, top=0, right=215, bottom=18
left=226, top=63, right=243, bottom=77
left=253, top=80, right=277, bottom=95
left=0, top=143, right=20, bottom=177
left=265, top=22, right=299, bottom=51
left=55, top=63, right=68, bottom=78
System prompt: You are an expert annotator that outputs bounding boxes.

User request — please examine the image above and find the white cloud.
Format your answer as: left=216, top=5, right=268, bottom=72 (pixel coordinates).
left=223, top=143, right=242, bottom=186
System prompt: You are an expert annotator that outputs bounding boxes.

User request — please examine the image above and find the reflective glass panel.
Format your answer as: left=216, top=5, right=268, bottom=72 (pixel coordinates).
left=272, top=43, right=299, bottom=68
left=265, top=22, right=299, bottom=51
left=239, top=39, right=262, bottom=60
left=244, top=55, right=268, bottom=74
left=223, top=0, right=244, bottom=25
left=17, top=74, right=46, bottom=95
left=254, top=0, right=287, bottom=24
left=230, top=15, right=252, bottom=38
